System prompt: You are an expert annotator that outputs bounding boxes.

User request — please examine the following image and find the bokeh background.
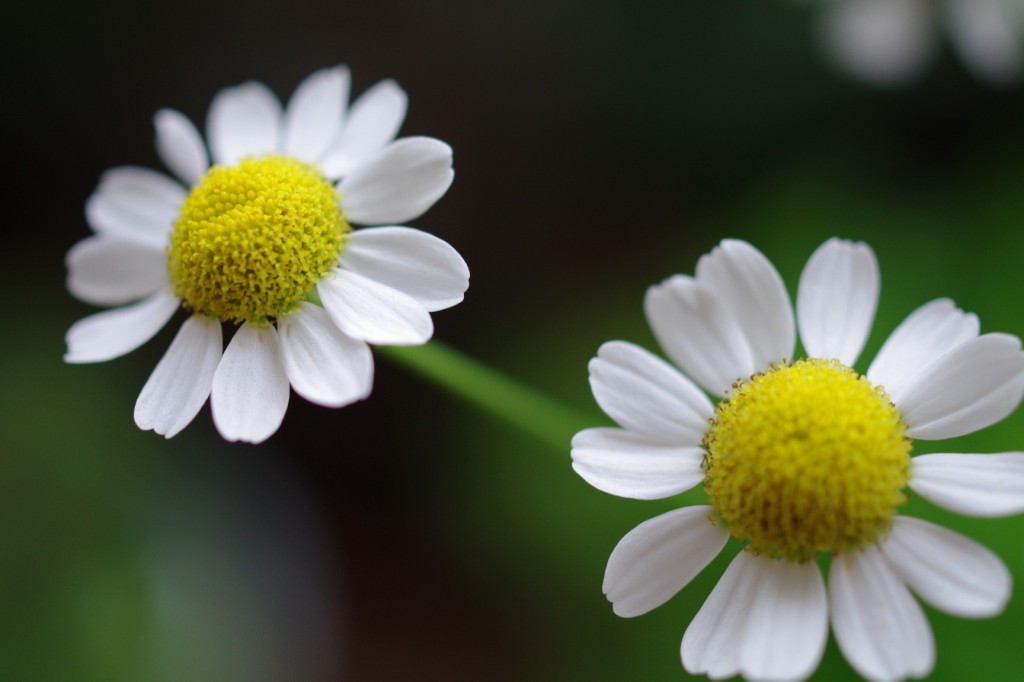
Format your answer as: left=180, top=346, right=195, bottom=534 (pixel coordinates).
left=5, top=0, right=1024, bottom=680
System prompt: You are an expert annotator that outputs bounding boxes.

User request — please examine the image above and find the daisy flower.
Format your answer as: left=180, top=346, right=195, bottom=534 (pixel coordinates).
left=572, top=238, right=1024, bottom=682
left=65, top=66, right=469, bottom=443
left=808, top=0, right=1024, bottom=86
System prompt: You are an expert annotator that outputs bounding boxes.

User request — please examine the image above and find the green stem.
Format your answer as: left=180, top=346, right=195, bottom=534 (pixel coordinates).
left=379, top=341, right=593, bottom=452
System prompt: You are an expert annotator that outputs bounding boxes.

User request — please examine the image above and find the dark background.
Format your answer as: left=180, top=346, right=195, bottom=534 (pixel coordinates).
left=4, top=1, right=1024, bottom=680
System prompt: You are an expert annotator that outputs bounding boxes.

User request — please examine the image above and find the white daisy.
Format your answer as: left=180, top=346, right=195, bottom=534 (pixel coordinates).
left=65, top=66, right=469, bottom=443
left=572, top=238, right=1024, bottom=682
left=810, top=0, right=1024, bottom=86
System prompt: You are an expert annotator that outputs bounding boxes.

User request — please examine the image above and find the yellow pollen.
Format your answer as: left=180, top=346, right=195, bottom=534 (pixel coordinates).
left=702, top=358, right=911, bottom=563
left=169, top=154, right=349, bottom=323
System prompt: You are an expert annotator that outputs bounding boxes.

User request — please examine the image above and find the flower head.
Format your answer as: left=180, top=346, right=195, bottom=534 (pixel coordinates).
left=811, top=0, right=1024, bottom=86
left=65, top=66, right=469, bottom=443
left=572, top=238, right=1024, bottom=681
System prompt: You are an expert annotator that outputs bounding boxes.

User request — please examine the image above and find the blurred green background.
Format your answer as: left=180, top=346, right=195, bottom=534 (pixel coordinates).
left=5, top=0, right=1024, bottom=680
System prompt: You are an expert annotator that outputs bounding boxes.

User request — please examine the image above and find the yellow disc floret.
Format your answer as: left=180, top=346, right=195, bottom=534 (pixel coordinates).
left=703, top=358, right=911, bottom=562
left=169, top=155, right=349, bottom=323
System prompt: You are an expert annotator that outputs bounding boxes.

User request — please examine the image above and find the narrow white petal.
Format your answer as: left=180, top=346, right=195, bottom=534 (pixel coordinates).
left=646, top=240, right=795, bottom=397
left=682, top=551, right=763, bottom=680
left=571, top=427, right=706, bottom=500
left=338, top=137, right=454, bottom=225
left=65, top=235, right=168, bottom=306
left=867, top=298, right=979, bottom=402
left=604, top=506, right=727, bottom=618
left=943, top=0, right=1022, bottom=86
left=830, top=547, right=935, bottom=682
left=818, top=0, right=936, bottom=85
left=210, top=323, right=290, bottom=443
left=206, top=81, right=283, bottom=165
left=882, top=516, right=1011, bottom=618
left=341, top=227, right=469, bottom=312
left=318, top=269, right=432, bottom=345
left=897, top=333, right=1024, bottom=440
left=645, top=277, right=750, bottom=397
left=279, top=302, right=374, bottom=407
left=318, top=79, right=408, bottom=178
left=154, top=108, right=209, bottom=186
left=797, top=238, right=880, bottom=367
left=910, top=452, right=1024, bottom=517
left=65, top=288, right=180, bottom=363
left=84, top=166, right=185, bottom=250
left=134, top=315, right=222, bottom=438
left=587, top=340, right=714, bottom=444
left=283, top=65, right=351, bottom=162
left=740, top=559, right=828, bottom=682
left=695, top=240, right=795, bottom=372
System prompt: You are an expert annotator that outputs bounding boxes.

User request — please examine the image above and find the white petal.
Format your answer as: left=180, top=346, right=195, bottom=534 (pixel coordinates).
left=740, top=559, right=828, bottom=682
left=319, top=79, right=408, bottom=178
left=882, top=516, right=1011, bottom=618
left=604, top=506, right=727, bottom=618
left=682, top=553, right=828, bottom=682
left=154, top=108, right=209, bottom=186
left=896, top=333, right=1024, bottom=440
left=278, top=302, right=374, bottom=407
left=830, top=547, right=935, bottom=682
left=681, top=551, right=762, bottom=680
left=867, top=298, right=979, bottom=401
left=283, top=65, right=351, bottom=162
left=818, top=0, right=936, bottom=86
left=645, top=240, right=794, bottom=397
left=797, top=238, right=879, bottom=366
left=571, top=427, right=706, bottom=500
left=943, top=0, right=1022, bottom=86
left=64, top=287, right=180, bottom=363
left=695, top=240, right=795, bottom=372
left=84, top=166, right=185, bottom=250
left=910, top=452, right=1024, bottom=517
left=134, top=315, right=222, bottom=438
left=587, top=340, right=714, bottom=444
left=338, top=137, right=454, bottom=225
left=210, top=323, right=290, bottom=443
left=340, top=226, right=469, bottom=312
left=318, top=269, right=432, bottom=345
left=65, top=235, right=168, bottom=306
left=206, top=81, right=283, bottom=165
left=645, top=275, right=751, bottom=397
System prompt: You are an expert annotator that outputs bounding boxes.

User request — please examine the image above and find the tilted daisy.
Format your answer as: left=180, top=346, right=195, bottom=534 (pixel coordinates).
left=65, top=66, right=469, bottom=443
left=572, top=238, right=1024, bottom=682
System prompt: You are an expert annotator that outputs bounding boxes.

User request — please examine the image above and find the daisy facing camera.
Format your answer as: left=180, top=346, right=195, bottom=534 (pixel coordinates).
left=64, top=66, right=470, bottom=444
left=572, top=238, right=1024, bottom=682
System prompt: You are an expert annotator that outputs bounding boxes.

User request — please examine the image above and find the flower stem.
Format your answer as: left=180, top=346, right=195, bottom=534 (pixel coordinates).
left=379, top=341, right=593, bottom=452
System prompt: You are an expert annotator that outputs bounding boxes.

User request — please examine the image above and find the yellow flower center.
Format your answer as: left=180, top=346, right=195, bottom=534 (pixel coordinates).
left=703, top=358, right=911, bottom=563
left=169, top=155, right=349, bottom=323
